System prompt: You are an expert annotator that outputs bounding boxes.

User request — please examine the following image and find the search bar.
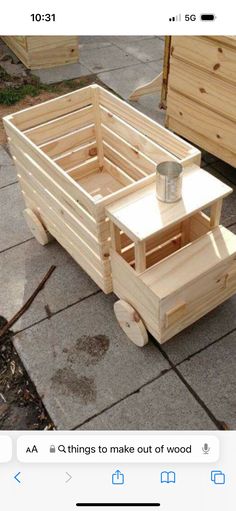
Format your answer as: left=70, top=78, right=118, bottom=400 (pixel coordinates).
left=17, top=435, right=219, bottom=463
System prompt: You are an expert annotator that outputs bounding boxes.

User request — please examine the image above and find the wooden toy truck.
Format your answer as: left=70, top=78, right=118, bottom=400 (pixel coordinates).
left=4, top=85, right=236, bottom=346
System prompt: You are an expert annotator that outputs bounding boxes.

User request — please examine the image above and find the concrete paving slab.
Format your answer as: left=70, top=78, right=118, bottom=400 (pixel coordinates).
left=210, top=159, right=236, bottom=186
left=0, top=146, right=12, bottom=166
left=80, top=46, right=140, bottom=74
left=79, top=41, right=112, bottom=51
left=0, top=182, right=32, bottom=251
left=14, top=293, right=170, bottom=429
left=98, top=62, right=160, bottom=99
left=205, top=165, right=236, bottom=226
left=0, top=165, right=17, bottom=188
left=132, top=93, right=166, bottom=125
left=113, top=37, right=164, bottom=63
left=33, top=62, right=91, bottom=84
left=78, top=370, right=216, bottom=430
left=178, top=331, right=236, bottom=429
left=0, top=237, right=98, bottom=331
left=109, top=36, right=155, bottom=45
left=0, top=147, right=17, bottom=188
left=161, top=292, right=236, bottom=365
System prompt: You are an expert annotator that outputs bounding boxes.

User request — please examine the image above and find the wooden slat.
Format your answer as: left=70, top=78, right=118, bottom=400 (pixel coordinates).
left=9, top=141, right=100, bottom=239
left=111, top=249, right=160, bottom=339
left=141, top=226, right=236, bottom=298
left=67, top=157, right=98, bottom=180
left=55, top=141, right=97, bottom=171
left=98, top=86, right=197, bottom=161
left=167, top=89, right=236, bottom=155
left=4, top=120, right=96, bottom=216
left=167, top=116, right=236, bottom=168
left=18, top=173, right=111, bottom=276
left=40, top=125, right=96, bottom=158
left=91, top=85, right=104, bottom=168
left=104, top=158, right=134, bottom=186
left=102, top=124, right=156, bottom=175
left=24, top=105, right=94, bottom=145
left=103, top=142, right=147, bottom=180
left=171, top=36, right=236, bottom=84
left=100, top=106, right=176, bottom=164
left=168, top=58, right=236, bottom=122
left=21, top=185, right=112, bottom=293
left=10, top=86, right=92, bottom=131
left=16, top=159, right=109, bottom=259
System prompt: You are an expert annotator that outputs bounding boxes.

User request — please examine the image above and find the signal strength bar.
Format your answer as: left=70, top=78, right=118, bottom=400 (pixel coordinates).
left=169, top=13, right=181, bottom=22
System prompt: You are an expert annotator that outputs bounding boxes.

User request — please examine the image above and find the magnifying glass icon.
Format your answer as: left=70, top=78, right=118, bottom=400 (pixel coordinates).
left=58, top=445, right=66, bottom=453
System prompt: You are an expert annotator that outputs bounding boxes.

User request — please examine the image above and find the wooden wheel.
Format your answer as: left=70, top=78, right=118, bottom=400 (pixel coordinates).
left=114, top=300, right=148, bottom=347
left=23, top=208, right=50, bottom=246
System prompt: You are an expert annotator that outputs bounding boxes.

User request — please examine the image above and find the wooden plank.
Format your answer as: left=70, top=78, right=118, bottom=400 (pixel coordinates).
left=91, top=85, right=104, bottom=168
left=78, top=169, right=123, bottom=199
left=134, top=241, right=146, bottom=273
left=167, top=90, right=236, bottom=155
left=210, top=199, right=223, bottom=227
left=40, top=125, right=96, bottom=158
left=9, top=140, right=100, bottom=237
left=18, top=173, right=111, bottom=276
left=21, top=186, right=112, bottom=293
left=106, top=164, right=232, bottom=242
left=55, top=141, right=97, bottom=171
left=111, top=249, right=160, bottom=340
left=141, top=226, right=236, bottom=299
left=167, top=116, right=236, bottom=168
left=102, top=124, right=156, bottom=175
left=67, top=157, right=98, bottom=180
left=10, top=86, right=92, bottom=131
left=1, top=36, right=29, bottom=67
left=26, top=36, right=79, bottom=69
left=104, top=158, right=134, bottom=186
left=110, top=223, right=121, bottom=253
left=4, top=120, right=96, bottom=216
left=24, top=105, right=94, bottom=145
left=100, top=105, right=177, bottom=163
left=168, top=58, right=236, bottom=122
left=16, top=159, right=110, bottom=259
left=103, top=142, right=147, bottom=180
left=98, top=86, right=197, bottom=161
left=171, top=36, right=236, bottom=84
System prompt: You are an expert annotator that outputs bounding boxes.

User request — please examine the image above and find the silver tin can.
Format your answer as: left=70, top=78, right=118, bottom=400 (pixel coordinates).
left=156, top=161, right=183, bottom=203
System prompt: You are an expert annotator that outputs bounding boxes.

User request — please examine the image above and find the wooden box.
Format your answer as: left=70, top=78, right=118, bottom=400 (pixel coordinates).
left=165, top=36, right=236, bottom=167
left=3, top=84, right=199, bottom=295
left=1, top=36, right=79, bottom=69
left=107, top=166, right=236, bottom=344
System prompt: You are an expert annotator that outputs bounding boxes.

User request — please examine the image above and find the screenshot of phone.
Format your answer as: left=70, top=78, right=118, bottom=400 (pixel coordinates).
left=0, top=1, right=235, bottom=509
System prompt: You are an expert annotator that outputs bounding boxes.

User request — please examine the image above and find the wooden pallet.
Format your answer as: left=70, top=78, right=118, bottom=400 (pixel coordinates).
left=1, top=36, right=79, bottom=69
left=3, top=84, right=199, bottom=294
left=166, top=36, right=236, bottom=167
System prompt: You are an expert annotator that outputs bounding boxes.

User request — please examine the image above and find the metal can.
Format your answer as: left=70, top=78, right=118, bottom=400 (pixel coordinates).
left=156, top=161, right=183, bottom=203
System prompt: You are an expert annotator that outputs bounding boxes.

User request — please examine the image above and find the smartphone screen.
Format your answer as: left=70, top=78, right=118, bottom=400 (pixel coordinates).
left=0, top=1, right=235, bottom=509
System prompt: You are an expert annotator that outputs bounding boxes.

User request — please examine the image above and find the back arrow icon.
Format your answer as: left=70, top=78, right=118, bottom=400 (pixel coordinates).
left=65, top=472, right=72, bottom=483
left=14, top=472, right=21, bottom=483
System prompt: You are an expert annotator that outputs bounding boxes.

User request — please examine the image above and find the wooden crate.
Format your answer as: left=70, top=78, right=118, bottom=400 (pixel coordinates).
left=166, top=36, right=236, bottom=167
left=107, top=166, right=236, bottom=344
left=3, top=84, right=200, bottom=294
left=1, top=36, right=79, bottom=69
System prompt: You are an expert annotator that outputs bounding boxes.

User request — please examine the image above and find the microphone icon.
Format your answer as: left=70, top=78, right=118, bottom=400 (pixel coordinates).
left=202, top=443, right=210, bottom=454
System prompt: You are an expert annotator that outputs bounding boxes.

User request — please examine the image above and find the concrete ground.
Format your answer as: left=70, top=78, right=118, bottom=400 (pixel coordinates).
left=1, top=36, right=236, bottom=430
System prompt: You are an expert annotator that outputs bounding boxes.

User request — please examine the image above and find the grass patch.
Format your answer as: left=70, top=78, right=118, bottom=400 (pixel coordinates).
left=0, top=65, right=98, bottom=106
